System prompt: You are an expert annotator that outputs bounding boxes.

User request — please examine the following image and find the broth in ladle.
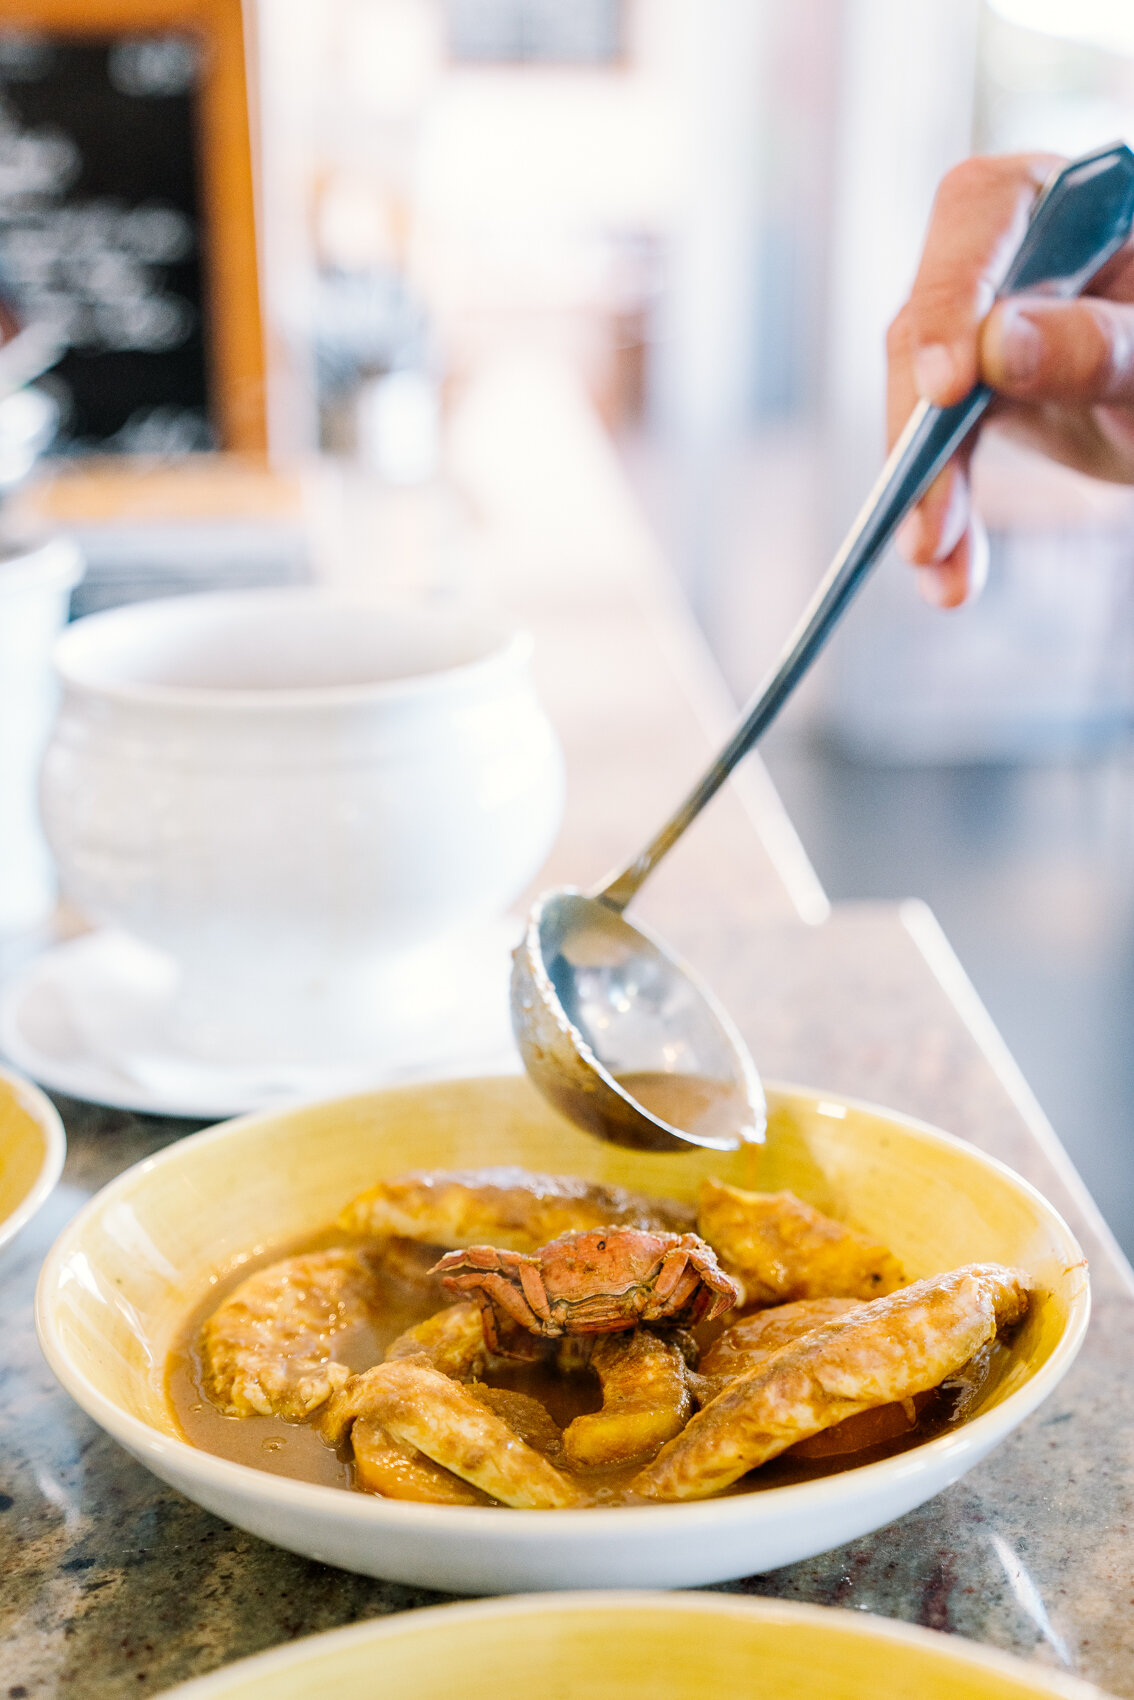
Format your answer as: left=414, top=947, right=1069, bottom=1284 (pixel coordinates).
left=615, top=1072, right=753, bottom=1147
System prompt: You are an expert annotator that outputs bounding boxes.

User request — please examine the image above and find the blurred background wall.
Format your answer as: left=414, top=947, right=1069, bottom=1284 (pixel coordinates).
left=5, top=0, right=1134, bottom=1247
left=247, top=0, right=1134, bottom=751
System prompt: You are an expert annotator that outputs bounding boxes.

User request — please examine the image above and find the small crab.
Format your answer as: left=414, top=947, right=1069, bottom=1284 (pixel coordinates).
left=432, top=1227, right=740, bottom=1354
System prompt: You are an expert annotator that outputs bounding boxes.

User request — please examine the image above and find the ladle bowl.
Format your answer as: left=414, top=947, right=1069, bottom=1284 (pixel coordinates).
left=511, top=891, right=764, bottom=1152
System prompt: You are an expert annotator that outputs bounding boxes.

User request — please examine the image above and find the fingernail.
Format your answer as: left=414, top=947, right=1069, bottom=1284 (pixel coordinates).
left=913, top=343, right=955, bottom=403
left=916, top=566, right=954, bottom=609
left=896, top=514, right=923, bottom=562
left=995, top=304, right=1041, bottom=385
left=968, top=513, right=990, bottom=600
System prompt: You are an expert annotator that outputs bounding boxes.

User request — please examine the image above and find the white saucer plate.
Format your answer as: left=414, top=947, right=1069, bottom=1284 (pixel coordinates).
left=0, top=925, right=521, bottom=1118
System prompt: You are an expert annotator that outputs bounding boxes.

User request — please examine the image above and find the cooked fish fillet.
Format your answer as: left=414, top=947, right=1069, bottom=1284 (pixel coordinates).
left=201, top=1249, right=379, bottom=1420
left=325, top=1358, right=584, bottom=1508
left=698, top=1178, right=904, bottom=1306
left=634, top=1262, right=1030, bottom=1501
left=351, top=1417, right=493, bottom=1505
left=696, top=1297, right=863, bottom=1401
left=323, top=1298, right=486, bottom=1464
left=384, top=1301, right=487, bottom=1380
left=346, top=1292, right=496, bottom=1496
left=469, top=1385, right=567, bottom=1465
left=337, top=1167, right=695, bottom=1253
left=563, top=1329, right=692, bottom=1468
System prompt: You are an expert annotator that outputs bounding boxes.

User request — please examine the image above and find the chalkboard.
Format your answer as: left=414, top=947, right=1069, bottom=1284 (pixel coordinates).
left=0, top=2, right=265, bottom=454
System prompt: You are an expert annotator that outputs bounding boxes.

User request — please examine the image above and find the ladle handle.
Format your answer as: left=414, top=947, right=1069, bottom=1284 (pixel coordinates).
left=599, top=140, right=1134, bottom=914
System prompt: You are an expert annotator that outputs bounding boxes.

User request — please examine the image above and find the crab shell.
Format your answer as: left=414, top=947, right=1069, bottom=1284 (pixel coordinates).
left=432, top=1228, right=741, bottom=1354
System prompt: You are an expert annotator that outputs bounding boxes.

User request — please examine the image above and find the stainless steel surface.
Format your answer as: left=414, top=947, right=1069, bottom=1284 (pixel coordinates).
left=512, top=890, right=765, bottom=1152
left=511, top=142, right=1134, bottom=1153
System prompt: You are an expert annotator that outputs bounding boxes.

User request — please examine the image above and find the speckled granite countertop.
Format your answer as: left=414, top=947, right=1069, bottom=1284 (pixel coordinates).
left=4, top=393, right=1133, bottom=1695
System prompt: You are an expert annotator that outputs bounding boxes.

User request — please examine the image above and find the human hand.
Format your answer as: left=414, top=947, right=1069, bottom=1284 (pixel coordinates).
left=886, top=151, right=1134, bottom=608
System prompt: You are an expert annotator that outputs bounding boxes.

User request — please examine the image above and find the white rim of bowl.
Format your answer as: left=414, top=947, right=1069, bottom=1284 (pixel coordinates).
left=154, top=1592, right=1110, bottom=1700
left=0, top=1062, right=67, bottom=1255
left=34, top=1078, right=1091, bottom=1543
left=52, top=587, right=534, bottom=712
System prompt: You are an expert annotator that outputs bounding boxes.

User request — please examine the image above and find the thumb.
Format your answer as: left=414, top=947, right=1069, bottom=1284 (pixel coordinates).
left=981, top=295, right=1134, bottom=404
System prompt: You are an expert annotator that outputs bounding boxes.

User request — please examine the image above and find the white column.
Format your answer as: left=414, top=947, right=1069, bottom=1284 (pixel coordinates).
left=249, top=0, right=324, bottom=458
left=823, top=0, right=982, bottom=542
left=647, top=0, right=770, bottom=614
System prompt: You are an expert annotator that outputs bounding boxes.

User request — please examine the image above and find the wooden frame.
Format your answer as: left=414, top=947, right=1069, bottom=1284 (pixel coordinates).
left=3, top=0, right=267, bottom=453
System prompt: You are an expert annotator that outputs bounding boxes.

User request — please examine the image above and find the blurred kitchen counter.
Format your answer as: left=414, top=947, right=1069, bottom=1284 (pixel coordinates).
left=3, top=354, right=1134, bottom=1697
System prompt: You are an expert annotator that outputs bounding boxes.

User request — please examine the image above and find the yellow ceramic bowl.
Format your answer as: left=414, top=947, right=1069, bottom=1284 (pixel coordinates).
left=158, top=1594, right=1109, bottom=1700
left=0, top=1062, right=65, bottom=1255
left=36, top=1076, right=1088, bottom=1592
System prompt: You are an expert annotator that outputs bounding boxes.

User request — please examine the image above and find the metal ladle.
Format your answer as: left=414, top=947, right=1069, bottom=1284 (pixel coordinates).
left=511, top=142, right=1134, bottom=1153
